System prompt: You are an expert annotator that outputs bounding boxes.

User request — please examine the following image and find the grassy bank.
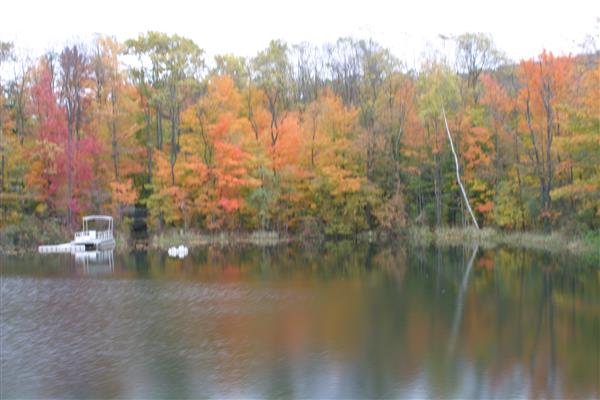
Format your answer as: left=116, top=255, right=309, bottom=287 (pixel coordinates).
left=408, top=226, right=600, bottom=255
left=150, top=230, right=290, bottom=248
left=2, top=217, right=598, bottom=257
left=153, top=226, right=599, bottom=256
left=0, top=217, right=70, bottom=255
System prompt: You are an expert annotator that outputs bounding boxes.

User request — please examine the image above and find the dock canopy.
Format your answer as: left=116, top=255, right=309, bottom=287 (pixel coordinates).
left=82, top=215, right=113, bottom=232
left=83, top=215, right=113, bottom=222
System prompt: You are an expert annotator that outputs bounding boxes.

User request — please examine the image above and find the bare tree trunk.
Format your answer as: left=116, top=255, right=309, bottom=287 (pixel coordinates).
left=434, top=154, right=442, bottom=227
left=110, top=87, right=119, bottom=180
left=14, top=61, right=29, bottom=146
left=65, top=96, right=75, bottom=226
left=417, top=180, right=423, bottom=224
left=442, top=107, right=480, bottom=230
left=524, top=86, right=555, bottom=232
left=246, top=81, right=260, bottom=141
left=156, top=102, right=163, bottom=150
left=310, top=111, right=317, bottom=168
left=67, top=113, right=74, bottom=227
left=509, top=130, right=526, bottom=229
left=493, top=125, right=501, bottom=191
left=432, top=122, right=442, bottom=228
left=169, top=102, right=178, bottom=186
left=145, top=106, right=153, bottom=183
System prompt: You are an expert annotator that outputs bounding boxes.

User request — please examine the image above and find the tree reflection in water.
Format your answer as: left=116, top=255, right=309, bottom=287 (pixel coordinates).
left=1, top=243, right=598, bottom=398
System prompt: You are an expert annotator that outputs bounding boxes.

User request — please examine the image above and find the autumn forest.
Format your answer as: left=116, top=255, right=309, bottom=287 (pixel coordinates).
left=0, top=33, right=598, bottom=238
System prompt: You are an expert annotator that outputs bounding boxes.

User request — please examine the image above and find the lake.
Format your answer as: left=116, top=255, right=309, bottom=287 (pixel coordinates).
left=1, top=243, right=599, bottom=399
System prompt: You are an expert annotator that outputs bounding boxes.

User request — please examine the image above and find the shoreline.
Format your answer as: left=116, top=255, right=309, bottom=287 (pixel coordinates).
left=1, top=223, right=598, bottom=257
left=148, top=227, right=598, bottom=255
left=407, top=226, right=599, bottom=255
left=149, top=230, right=292, bottom=249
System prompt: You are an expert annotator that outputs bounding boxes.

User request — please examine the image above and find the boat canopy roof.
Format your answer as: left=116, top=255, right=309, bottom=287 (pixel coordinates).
left=83, top=215, right=113, bottom=222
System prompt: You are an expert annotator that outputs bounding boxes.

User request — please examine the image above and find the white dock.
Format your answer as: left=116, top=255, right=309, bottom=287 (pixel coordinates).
left=39, top=243, right=86, bottom=253
left=38, top=215, right=116, bottom=254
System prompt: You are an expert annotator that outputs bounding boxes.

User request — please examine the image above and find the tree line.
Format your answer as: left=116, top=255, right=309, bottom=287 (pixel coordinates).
left=0, top=33, right=598, bottom=235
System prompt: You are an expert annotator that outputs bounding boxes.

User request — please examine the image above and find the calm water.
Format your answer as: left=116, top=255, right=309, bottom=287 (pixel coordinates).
left=1, top=243, right=599, bottom=399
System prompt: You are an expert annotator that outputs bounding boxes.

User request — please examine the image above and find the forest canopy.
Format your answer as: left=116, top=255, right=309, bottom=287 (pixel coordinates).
left=0, top=33, right=598, bottom=235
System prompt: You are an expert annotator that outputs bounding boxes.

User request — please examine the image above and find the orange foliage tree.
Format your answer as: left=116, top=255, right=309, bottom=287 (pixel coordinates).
left=517, top=51, right=574, bottom=231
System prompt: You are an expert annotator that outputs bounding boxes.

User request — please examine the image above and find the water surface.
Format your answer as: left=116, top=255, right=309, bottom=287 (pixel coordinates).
left=1, top=243, right=599, bottom=398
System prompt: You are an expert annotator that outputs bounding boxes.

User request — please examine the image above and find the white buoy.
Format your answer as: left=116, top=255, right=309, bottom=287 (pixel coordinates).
left=167, top=245, right=188, bottom=258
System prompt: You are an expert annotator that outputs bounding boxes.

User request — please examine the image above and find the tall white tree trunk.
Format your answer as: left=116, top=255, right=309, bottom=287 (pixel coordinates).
left=442, top=106, right=480, bottom=230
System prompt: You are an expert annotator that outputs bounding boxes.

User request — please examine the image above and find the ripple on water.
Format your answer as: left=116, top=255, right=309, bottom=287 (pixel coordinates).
left=1, top=275, right=305, bottom=398
left=2, top=246, right=599, bottom=399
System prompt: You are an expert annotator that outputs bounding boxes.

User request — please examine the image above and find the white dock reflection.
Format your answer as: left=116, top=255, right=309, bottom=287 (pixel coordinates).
left=74, top=250, right=115, bottom=274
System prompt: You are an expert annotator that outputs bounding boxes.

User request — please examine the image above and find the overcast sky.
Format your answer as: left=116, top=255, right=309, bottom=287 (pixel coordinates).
left=2, top=0, right=598, bottom=65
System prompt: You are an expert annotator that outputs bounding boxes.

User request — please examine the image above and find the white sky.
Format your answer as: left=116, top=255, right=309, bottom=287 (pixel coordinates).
left=2, top=0, right=598, bottom=66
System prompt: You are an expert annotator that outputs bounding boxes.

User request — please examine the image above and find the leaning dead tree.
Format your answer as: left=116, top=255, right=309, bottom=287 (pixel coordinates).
left=442, top=106, right=480, bottom=230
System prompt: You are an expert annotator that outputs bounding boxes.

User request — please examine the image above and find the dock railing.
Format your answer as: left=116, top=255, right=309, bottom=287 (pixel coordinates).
left=74, top=230, right=112, bottom=242
left=97, top=230, right=113, bottom=241
left=75, top=231, right=95, bottom=240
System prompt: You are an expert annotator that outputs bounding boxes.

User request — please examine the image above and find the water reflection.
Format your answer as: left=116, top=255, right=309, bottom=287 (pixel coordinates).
left=74, top=250, right=114, bottom=274
left=1, top=244, right=599, bottom=399
left=447, top=245, right=478, bottom=357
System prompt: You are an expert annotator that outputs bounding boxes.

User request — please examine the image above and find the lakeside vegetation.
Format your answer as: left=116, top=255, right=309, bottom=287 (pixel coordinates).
left=408, top=226, right=600, bottom=255
left=2, top=214, right=597, bottom=258
left=0, top=33, right=598, bottom=251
